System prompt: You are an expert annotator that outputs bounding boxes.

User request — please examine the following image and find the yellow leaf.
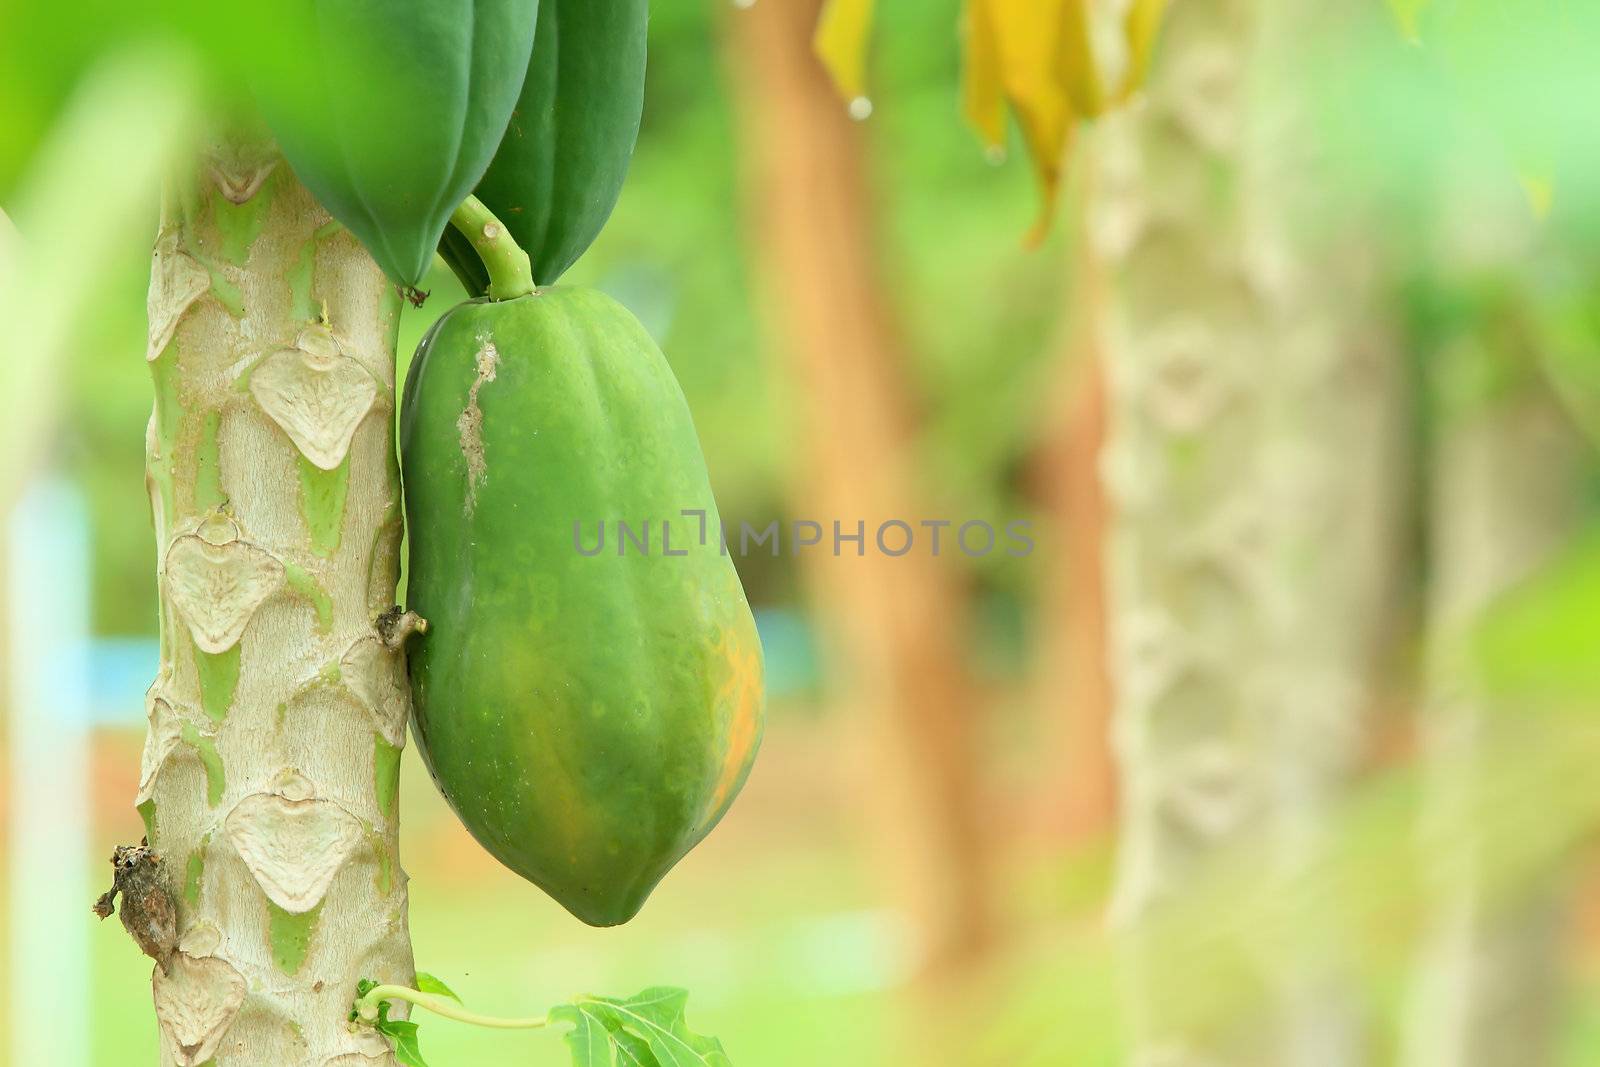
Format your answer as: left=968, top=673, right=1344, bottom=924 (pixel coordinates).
left=986, top=0, right=1076, bottom=236
left=987, top=0, right=1063, bottom=105
left=1057, top=0, right=1105, bottom=118
left=1121, top=0, right=1171, bottom=98
left=814, top=0, right=878, bottom=106
left=1018, top=120, right=1074, bottom=245
left=962, top=0, right=1008, bottom=148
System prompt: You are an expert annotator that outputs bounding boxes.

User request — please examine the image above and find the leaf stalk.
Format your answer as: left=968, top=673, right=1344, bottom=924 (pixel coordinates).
left=353, top=985, right=549, bottom=1031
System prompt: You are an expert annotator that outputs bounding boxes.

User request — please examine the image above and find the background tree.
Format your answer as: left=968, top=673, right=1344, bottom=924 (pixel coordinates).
left=1402, top=228, right=1593, bottom=1067
left=1088, top=1, right=1400, bottom=1060
left=726, top=0, right=996, bottom=977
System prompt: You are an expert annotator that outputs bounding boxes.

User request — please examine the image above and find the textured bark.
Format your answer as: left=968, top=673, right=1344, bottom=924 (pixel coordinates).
left=1402, top=356, right=1586, bottom=1067
left=725, top=0, right=994, bottom=973
left=1092, top=0, right=1398, bottom=1061
left=138, top=144, right=413, bottom=1066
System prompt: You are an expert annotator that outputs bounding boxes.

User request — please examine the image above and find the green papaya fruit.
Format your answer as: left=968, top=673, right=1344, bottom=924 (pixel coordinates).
left=400, top=286, right=764, bottom=926
left=439, top=0, right=648, bottom=293
left=263, top=0, right=539, bottom=288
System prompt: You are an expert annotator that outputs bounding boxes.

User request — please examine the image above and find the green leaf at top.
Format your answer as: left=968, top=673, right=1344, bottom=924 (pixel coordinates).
left=549, top=987, right=730, bottom=1067
left=414, top=972, right=462, bottom=1003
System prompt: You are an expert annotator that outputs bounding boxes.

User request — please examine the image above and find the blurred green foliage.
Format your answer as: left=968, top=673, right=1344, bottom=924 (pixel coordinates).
left=0, top=0, right=293, bottom=194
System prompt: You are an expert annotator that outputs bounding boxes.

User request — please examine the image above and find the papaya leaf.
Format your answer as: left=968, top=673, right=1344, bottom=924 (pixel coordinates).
left=1056, top=0, right=1104, bottom=118
left=977, top=0, right=1076, bottom=239
left=551, top=988, right=729, bottom=1067
left=893, top=0, right=1177, bottom=239
left=413, top=972, right=461, bottom=1003
left=378, top=1020, right=430, bottom=1067
left=1121, top=0, right=1171, bottom=97
left=374, top=1001, right=432, bottom=1067
left=814, top=0, right=878, bottom=106
left=612, top=1029, right=658, bottom=1067
left=550, top=1001, right=631, bottom=1066
left=961, top=0, right=1008, bottom=149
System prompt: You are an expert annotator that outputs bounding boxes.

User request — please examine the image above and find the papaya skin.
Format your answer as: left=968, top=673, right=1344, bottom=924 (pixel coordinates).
left=400, top=286, right=764, bottom=926
left=267, top=0, right=538, bottom=289
left=440, top=0, right=648, bottom=292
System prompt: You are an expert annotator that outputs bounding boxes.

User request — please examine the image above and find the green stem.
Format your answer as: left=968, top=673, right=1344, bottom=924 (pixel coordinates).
left=355, top=985, right=549, bottom=1030
left=448, top=195, right=536, bottom=301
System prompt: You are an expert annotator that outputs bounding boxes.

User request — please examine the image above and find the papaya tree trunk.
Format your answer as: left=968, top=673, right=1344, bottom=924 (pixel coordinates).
left=1091, top=0, right=1398, bottom=1060
left=725, top=0, right=994, bottom=973
left=137, top=143, right=414, bottom=1066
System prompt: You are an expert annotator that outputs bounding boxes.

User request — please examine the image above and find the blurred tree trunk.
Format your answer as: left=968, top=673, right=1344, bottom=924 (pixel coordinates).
left=1032, top=185, right=1117, bottom=845
left=1091, top=0, right=1399, bottom=1061
left=725, top=0, right=994, bottom=974
left=136, top=145, right=414, bottom=1066
left=1402, top=331, right=1587, bottom=1067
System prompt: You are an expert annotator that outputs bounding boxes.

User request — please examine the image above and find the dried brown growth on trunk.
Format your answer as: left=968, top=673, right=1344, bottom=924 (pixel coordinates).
left=94, top=843, right=179, bottom=973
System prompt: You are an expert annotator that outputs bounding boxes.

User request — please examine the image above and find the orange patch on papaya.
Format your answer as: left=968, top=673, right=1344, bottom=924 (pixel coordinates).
left=709, top=630, right=764, bottom=815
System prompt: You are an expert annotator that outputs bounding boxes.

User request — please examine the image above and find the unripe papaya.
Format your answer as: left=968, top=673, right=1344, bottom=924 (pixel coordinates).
left=439, top=0, right=648, bottom=292
left=263, top=0, right=539, bottom=288
left=400, top=287, right=764, bottom=926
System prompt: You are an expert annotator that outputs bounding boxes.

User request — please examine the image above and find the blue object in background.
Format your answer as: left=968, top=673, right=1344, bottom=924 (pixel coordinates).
left=752, top=607, right=820, bottom=703
left=88, top=635, right=159, bottom=725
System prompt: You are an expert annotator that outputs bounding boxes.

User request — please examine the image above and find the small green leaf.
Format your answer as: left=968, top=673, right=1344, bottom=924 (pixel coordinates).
left=414, top=972, right=461, bottom=1003
left=552, top=988, right=728, bottom=1067
left=369, top=999, right=432, bottom=1067
left=612, top=1029, right=657, bottom=1067
left=549, top=1003, right=623, bottom=1067
left=377, top=1018, right=431, bottom=1067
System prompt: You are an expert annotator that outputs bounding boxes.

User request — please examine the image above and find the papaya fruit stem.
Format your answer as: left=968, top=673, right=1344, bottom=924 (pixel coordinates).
left=353, top=984, right=549, bottom=1030
left=448, top=195, right=536, bottom=301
